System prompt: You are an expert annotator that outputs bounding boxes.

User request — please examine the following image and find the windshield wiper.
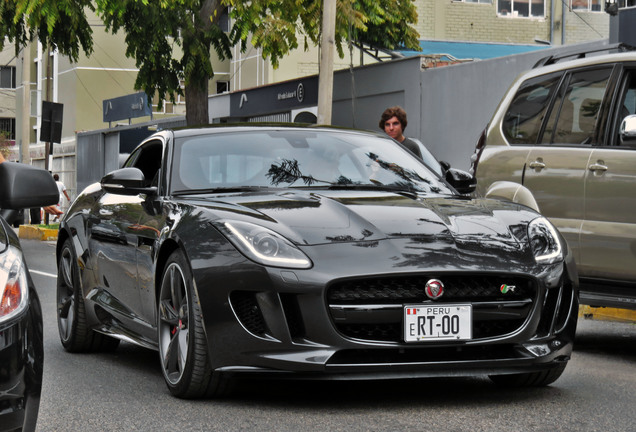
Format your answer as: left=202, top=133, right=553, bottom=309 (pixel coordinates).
left=299, top=183, right=421, bottom=199
left=172, top=186, right=273, bottom=196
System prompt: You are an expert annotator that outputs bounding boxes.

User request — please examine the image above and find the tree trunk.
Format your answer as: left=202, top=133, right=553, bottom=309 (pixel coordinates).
left=183, top=0, right=223, bottom=126
left=185, top=78, right=209, bottom=126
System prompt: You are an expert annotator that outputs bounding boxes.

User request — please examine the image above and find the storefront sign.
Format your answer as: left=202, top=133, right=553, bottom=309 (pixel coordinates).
left=230, top=77, right=317, bottom=118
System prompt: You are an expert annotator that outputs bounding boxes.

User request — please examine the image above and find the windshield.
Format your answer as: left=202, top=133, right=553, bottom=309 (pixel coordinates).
left=170, top=129, right=454, bottom=195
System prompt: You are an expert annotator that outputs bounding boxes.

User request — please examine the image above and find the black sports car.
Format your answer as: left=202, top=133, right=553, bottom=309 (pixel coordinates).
left=56, top=125, right=578, bottom=398
left=1, top=161, right=59, bottom=431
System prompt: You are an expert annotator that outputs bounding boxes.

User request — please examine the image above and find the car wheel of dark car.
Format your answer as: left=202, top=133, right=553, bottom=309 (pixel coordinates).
left=489, top=363, right=567, bottom=387
left=157, top=249, right=229, bottom=398
left=57, top=238, right=120, bottom=352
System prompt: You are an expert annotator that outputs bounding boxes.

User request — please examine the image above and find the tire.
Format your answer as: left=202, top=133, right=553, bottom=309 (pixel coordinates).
left=489, top=363, right=567, bottom=387
left=57, top=238, right=120, bottom=352
left=157, top=249, right=230, bottom=398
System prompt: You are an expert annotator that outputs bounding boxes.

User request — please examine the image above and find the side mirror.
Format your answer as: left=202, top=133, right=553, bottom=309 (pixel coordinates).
left=444, top=167, right=477, bottom=195
left=0, top=162, right=59, bottom=210
left=101, top=168, right=157, bottom=196
left=619, top=114, right=636, bottom=146
left=484, top=181, right=540, bottom=213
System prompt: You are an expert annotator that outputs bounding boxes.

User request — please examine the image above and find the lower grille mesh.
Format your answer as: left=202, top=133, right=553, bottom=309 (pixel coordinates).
left=327, top=274, right=537, bottom=342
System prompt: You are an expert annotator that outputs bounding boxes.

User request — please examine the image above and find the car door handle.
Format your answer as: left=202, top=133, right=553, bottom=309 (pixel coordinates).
left=528, top=161, right=546, bottom=169
left=588, top=163, right=608, bottom=172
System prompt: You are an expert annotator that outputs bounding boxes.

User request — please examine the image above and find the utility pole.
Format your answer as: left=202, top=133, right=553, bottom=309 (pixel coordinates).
left=20, top=44, right=31, bottom=164
left=44, top=45, right=52, bottom=172
left=317, top=0, right=337, bottom=125
left=43, top=45, right=54, bottom=224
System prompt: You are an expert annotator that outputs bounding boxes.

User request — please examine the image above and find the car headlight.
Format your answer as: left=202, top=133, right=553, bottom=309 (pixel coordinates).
left=528, top=217, right=563, bottom=264
left=215, top=221, right=312, bottom=269
left=0, top=246, right=29, bottom=322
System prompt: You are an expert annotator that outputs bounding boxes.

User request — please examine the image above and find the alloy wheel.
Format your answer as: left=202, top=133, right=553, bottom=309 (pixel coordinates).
left=158, top=262, right=190, bottom=385
left=57, top=246, right=76, bottom=342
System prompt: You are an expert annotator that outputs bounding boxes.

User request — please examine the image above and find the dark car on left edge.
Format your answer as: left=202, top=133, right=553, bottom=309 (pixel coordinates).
left=56, top=124, right=579, bottom=399
left=1, top=161, right=59, bottom=431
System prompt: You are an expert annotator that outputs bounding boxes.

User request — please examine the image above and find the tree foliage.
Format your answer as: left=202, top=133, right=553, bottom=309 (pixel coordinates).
left=95, top=0, right=232, bottom=124
left=229, top=0, right=420, bottom=67
left=1, top=0, right=420, bottom=126
left=0, top=0, right=94, bottom=60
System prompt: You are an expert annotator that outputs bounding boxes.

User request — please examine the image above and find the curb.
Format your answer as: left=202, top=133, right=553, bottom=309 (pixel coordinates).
left=18, top=225, right=59, bottom=241
left=579, top=305, right=636, bottom=324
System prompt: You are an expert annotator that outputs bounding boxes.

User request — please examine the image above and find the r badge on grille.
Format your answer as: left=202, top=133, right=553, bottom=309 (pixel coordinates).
left=500, top=284, right=516, bottom=294
left=425, top=279, right=444, bottom=300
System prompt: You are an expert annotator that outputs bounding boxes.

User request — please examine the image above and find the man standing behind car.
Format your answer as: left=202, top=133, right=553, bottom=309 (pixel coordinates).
left=379, top=106, right=423, bottom=159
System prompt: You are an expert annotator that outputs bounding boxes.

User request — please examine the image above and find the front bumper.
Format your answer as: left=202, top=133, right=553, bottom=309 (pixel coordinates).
left=193, top=241, right=579, bottom=380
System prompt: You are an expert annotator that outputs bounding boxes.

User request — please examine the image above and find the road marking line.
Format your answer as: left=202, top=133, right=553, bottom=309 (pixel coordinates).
left=30, top=269, right=57, bottom=278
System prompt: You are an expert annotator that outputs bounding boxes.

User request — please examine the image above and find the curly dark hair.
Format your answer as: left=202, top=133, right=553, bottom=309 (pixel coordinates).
left=379, top=106, right=408, bottom=131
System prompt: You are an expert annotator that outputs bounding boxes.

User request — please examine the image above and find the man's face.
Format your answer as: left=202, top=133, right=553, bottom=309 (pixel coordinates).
left=383, top=116, right=403, bottom=140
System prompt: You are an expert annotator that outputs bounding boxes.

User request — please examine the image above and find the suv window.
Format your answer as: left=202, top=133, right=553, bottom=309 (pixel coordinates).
left=614, top=69, right=636, bottom=146
left=502, top=72, right=562, bottom=145
left=543, top=67, right=613, bottom=145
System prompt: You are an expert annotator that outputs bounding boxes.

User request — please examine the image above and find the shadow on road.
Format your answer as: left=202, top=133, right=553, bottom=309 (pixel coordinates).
left=573, top=318, right=636, bottom=360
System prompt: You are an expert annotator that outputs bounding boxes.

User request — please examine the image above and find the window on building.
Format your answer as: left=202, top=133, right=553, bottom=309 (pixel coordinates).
left=571, top=0, right=603, bottom=11
left=0, top=118, right=16, bottom=140
left=216, top=81, right=229, bottom=94
left=498, top=0, right=545, bottom=17
left=0, top=67, right=16, bottom=89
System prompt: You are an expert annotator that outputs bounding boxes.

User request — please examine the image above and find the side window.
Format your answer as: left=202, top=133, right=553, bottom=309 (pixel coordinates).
left=544, top=67, right=612, bottom=145
left=126, top=140, right=164, bottom=186
left=615, top=69, right=636, bottom=146
left=502, top=72, right=562, bottom=145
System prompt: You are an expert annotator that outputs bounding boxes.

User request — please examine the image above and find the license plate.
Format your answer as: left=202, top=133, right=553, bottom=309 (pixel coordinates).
left=404, top=304, right=472, bottom=342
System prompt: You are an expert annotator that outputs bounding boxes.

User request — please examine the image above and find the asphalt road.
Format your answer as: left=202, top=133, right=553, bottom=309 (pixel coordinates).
left=20, top=239, right=636, bottom=432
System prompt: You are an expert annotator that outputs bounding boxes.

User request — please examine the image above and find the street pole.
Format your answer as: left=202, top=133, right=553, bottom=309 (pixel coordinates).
left=20, top=44, right=31, bottom=164
left=317, top=0, right=337, bottom=125
left=44, top=45, right=52, bottom=225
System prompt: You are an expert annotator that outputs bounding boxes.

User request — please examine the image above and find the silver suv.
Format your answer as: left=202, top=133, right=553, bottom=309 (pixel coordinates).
left=472, top=50, right=636, bottom=311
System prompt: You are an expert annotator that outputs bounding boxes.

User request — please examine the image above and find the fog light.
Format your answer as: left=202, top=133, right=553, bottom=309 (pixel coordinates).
left=524, top=343, right=550, bottom=357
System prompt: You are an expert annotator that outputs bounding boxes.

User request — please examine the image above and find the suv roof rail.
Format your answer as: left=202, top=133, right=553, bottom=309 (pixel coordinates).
left=532, top=42, right=636, bottom=69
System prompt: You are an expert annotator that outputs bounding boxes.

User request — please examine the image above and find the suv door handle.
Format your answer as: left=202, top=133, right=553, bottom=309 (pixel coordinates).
left=588, top=163, right=608, bottom=172
left=528, top=160, right=546, bottom=169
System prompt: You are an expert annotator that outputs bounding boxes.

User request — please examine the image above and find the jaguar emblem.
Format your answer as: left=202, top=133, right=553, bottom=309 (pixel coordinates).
left=425, top=279, right=444, bottom=300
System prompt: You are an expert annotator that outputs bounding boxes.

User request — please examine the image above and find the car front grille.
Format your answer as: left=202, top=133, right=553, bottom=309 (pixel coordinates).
left=327, top=274, right=537, bottom=342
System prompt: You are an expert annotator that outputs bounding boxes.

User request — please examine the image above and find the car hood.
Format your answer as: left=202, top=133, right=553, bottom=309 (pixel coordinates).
left=184, top=189, right=539, bottom=254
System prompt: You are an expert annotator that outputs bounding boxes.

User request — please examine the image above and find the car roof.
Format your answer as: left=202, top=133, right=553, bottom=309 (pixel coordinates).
left=520, top=51, right=636, bottom=81
left=168, top=123, right=386, bottom=139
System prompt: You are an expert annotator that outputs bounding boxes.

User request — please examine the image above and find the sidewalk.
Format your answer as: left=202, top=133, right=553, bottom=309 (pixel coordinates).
left=17, top=224, right=59, bottom=241
left=578, top=305, right=636, bottom=323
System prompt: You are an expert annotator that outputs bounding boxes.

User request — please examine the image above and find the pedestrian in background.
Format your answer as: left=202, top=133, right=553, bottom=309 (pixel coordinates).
left=53, top=174, right=70, bottom=222
left=379, top=106, right=423, bottom=159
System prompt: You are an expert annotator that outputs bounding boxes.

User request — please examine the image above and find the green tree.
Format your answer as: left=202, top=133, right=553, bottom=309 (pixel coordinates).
left=230, top=0, right=420, bottom=67
left=2, top=0, right=420, bottom=127
left=0, top=0, right=94, bottom=61
left=96, top=0, right=419, bottom=126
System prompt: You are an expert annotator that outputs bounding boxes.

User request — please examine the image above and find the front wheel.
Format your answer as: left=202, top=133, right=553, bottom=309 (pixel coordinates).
left=489, top=363, right=567, bottom=387
left=57, top=238, right=120, bottom=352
left=157, top=249, right=229, bottom=398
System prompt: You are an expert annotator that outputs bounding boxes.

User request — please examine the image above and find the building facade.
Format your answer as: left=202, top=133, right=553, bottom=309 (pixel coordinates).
left=415, top=0, right=610, bottom=45
left=1, top=1, right=618, bottom=214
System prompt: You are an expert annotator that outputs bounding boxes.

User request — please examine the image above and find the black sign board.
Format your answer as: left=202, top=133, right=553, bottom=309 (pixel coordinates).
left=230, top=77, right=318, bottom=118
left=103, top=92, right=152, bottom=123
left=40, top=101, right=64, bottom=143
